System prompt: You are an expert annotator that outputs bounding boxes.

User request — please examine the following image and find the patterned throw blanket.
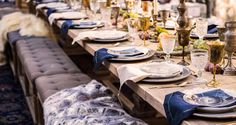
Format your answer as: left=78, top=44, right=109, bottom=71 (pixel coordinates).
left=43, top=80, right=147, bottom=125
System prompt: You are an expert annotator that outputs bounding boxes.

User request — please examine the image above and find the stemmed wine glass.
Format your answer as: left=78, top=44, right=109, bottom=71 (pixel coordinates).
left=138, top=16, right=150, bottom=46
left=160, top=34, right=176, bottom=63
left=195, top=18, right=208, bottom=40
left=207, top=41, right=225, bottom=87
left=191, top=49, right=208, bottom=83
left=89, top=0, right=100, bottom=20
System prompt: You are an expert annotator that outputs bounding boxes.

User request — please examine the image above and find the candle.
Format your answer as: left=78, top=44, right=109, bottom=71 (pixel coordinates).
left=153, top=0, right=158, bottom=15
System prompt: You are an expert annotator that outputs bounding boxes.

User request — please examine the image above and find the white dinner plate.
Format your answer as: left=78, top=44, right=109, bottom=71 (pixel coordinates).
left=72, top=21, right=104, bottom=29
left=92, top=30, right=128, bottom=41
left=142, top=66, right=191, bottom=82
left=109, top=50, right=155, bottom=61
left=108, top=47, right=149, bottom=57
left=140, top=62, right=183, bottom=78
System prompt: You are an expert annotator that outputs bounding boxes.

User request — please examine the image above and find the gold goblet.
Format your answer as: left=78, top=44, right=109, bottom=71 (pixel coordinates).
left=138, top=16, right=150, bottom=46
left=207, top=41, right=225, bottom=87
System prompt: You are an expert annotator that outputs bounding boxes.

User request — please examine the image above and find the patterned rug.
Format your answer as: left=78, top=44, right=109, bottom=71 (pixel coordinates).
left=0, top=64, right=33, bottom=125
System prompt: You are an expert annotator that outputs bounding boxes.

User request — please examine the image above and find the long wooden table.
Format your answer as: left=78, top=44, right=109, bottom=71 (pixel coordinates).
left=40, top=9, right=236, bottom=125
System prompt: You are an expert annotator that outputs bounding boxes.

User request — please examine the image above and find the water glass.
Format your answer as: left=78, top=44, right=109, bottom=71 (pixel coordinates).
left=195, top=18, right=208, bottom=40
left=191, top=49, right=208, bottom=83
left=89, top=0, right=100, bottom=19
left=160, top=34, right=175, bottom=62
left=127, top=18, right=139, bottom=45
left=100, top=7, right=111, bottom=29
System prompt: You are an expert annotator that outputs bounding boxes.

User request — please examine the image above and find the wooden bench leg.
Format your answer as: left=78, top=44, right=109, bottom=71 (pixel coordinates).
left=24, top=75, right=30, bottom=96
left=33, top=86, right=39, bottom=125
left=37, top=94, right=44, bottom=125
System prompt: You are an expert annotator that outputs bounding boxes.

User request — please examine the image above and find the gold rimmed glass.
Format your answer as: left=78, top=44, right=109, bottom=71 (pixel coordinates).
left=207, top=41, right=225, bottom=87
left=138, top=16, right=150, bottom=46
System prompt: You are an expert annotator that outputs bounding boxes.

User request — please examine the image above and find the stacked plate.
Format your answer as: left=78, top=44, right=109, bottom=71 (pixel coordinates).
left=72, top=20, right=104, bottom=29
left=140, top=62, right=191, bottom=82
left=107, top=47, right=155, bottom=61
left=183, top=89, right=236, bottom=118
left=77, top=30, right=129, bottom=42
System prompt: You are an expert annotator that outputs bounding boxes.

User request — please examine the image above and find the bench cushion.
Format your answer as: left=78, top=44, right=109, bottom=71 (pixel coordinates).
left=35, top=73, right=91, bottom=102
left=7, top=31, right=32, bottom=47
left=16, top=38, right=81, bottom=81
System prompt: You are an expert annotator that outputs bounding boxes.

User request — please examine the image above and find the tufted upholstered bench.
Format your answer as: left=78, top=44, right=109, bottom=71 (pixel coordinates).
left=7, top=31, right=35, bottom=77
left=15, top=37, right=82, bottom=124
left=35, top=73, right=91, bottom=124
left=16, top=38, right=81, bottom=82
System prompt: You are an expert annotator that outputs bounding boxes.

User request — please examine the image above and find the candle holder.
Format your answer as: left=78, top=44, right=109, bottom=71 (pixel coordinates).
left=111, top=6, right=120, bottom=29
left=152, top=14, right=158, bottom=43
left=223, top=21, right=236, bottom=75
left=176, top=0, right=190, bottom=66
left=159, top=10, right=170, bottom=28
left=176, top=28, right=191, bottom=66
left=177, top=0, right=188, bottom=28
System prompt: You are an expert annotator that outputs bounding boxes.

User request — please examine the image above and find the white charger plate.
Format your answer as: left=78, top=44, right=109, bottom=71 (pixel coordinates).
left=190, top=33, right=219, bottom=39
left=193, top=111, right=236, bottom=119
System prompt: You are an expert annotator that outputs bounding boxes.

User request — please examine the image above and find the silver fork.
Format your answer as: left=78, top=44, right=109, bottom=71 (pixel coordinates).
left=149, top=81, right=192, bottom=89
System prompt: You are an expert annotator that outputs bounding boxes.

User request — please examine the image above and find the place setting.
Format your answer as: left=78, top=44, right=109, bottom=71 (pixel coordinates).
left=164, top=87, right=236, bottom=125
left=60, top=19, right=104, bottom=36
left=72, top=30, right=130, bottom=44
left=48, top=11, right=88, bottom=25
left=93, top=46, right=155, bottom=69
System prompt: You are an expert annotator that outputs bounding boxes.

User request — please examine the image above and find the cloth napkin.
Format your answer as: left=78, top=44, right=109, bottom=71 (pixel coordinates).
left=208, top=24, right=218, bottom=34
left=164, top=89, right=236, bottom=125
left=93, top=48, right=118, bottom=70
left=117, top=64, right=150, bottom=84
left=46, top=8, right=57, bottom=17
left=61, top=20, right=97, bottom=36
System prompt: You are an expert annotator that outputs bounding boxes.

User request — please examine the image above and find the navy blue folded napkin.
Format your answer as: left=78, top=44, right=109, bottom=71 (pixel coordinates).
left=93, top=48, right=118, bottom=70
left=164, top=89, right=235, bottom=125
left=61, top=20, right=97, bottom=36
left=61, top=20, right=75, bottom=36
left=208, top=24, right=217, bottom=34
left=46, top=8, right=57, bottom=17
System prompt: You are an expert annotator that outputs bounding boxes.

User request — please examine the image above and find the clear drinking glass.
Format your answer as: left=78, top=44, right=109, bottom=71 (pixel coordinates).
left=127, top=18, right=139, bottom=46
left=191, top=49, right=208, bottom=83
left=89, top=0, right=100, bottom=19
left=160, top=34, right=176, bottom=62
left=195, top=18, right=208, bottom=40
left=100, top=7, right=112, bottom=29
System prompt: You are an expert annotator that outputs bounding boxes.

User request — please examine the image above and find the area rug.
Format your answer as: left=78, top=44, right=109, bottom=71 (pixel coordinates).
left=0, top=64, right=33, bottom=125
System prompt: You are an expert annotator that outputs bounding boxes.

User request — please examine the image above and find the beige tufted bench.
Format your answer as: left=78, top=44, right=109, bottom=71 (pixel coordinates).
left=15, top=37, right=82, bottom=124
